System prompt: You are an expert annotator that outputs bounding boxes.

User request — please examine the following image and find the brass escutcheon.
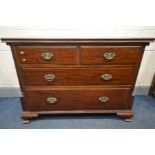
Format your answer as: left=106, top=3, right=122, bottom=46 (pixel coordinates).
left=103, top=52, right=116, bottom=60
left=41, top=52, right=54, bottom=60
left=46, top=97, right=58, bottom=104
left=101, top=74, right=112, bottom=80
left=44, top=74, right=56, bottom=81
left=98, top=96, right=109, bottom=103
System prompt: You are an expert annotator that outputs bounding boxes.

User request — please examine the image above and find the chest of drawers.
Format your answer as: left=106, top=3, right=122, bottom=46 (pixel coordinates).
left=2, top=38, right=153, bottom=123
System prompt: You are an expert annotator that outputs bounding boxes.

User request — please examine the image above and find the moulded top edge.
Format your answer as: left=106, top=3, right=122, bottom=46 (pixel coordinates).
left=1, top=38, right=154, bottom=44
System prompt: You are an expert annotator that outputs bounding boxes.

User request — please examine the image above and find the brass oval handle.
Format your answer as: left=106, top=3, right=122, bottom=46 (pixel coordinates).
left=103, top=52, right=116, bottom=60
left=101, top=74, right=112, bottom=81
left=47, top=97, right=58, bottom=104
left=41, top=52, right=54, bottom=60
left=98, top=97, right=109, bottom=103
left=44, top=74, right=56, bottom=81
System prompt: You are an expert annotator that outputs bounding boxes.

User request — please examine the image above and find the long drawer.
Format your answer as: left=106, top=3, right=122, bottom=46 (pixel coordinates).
left=80, top=46, right=142, bottom=65
left=16, top=46, right=77, bottom=65
left=21, top=67, right=135, bottom=86
left=23, top=88, right=130, bottom=111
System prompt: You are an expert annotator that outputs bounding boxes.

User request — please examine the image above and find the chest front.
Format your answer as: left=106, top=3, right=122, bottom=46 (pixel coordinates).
left=2, top=38, right=152, bottom=123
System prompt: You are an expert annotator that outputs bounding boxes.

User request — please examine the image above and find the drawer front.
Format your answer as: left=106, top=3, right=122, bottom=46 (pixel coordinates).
left=80, top=46, right=142, bottom=65
left=16, top=46, right=77, bottom=65
left=23, top=89, right=130, bottom=111
left=22, top=68, right=135, bottom=86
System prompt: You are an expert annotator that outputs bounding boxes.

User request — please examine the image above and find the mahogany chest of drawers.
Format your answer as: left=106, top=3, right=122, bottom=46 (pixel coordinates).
left=1, top=38, right=153, bottom=123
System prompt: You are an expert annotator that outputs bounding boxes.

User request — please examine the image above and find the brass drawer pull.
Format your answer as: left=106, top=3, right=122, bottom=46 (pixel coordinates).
left=101, top=74, right=112, bottom=81
left=98, top=96, right=109, bottom=103
left=41, top=52, right=54, bottom=60
left=103, top=52, right=116, bottom=60
left=44, top=74, right=56, bottom=81
left=47, top=97, right=58, bottom=104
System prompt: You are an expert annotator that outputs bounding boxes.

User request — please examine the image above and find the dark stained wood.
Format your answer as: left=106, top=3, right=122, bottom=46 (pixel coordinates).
left=80, top=46, right=143, bottom=65
left=16, top=46, right=77, bottom=65
left=10, top=45, right=27, bottom=111
left=19, top=64, right=136, bottom=68
left=21, top=110, right=133, bottom=122
left=23, top=88, right=130, bottom=111
left=21, top=109, right=132, bottom=114
left=25, top=85, right=132, bottom=90
left=21, top=67, right=135, bottom=86
left=1, top=38, right=154, bottom=44
left=1, top=38, right=152, bottom=123
left=117, top=111, right=134, bottom=122
left=21, top=112, right=38, bottom=124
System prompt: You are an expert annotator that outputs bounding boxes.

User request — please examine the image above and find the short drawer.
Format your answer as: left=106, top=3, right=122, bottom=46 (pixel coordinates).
left=80, top=46, right=143, bottom=65
left=23, top=88, right=130, bottom=111
left=22, top=67, right=135, bottom=86
left=16, top=46, right=77, bottom=65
